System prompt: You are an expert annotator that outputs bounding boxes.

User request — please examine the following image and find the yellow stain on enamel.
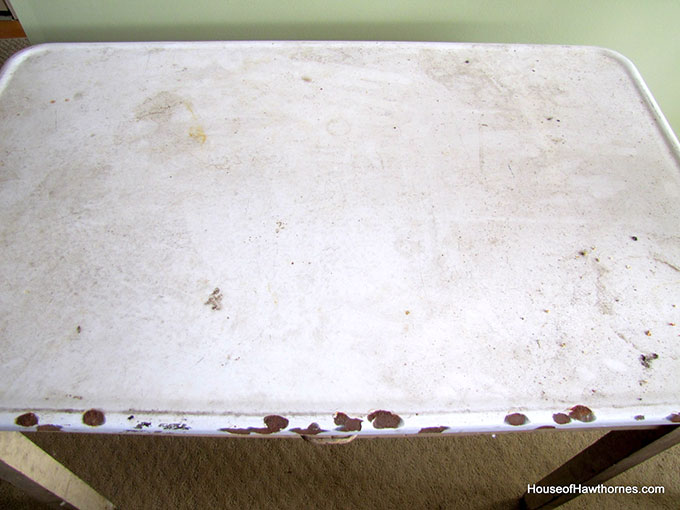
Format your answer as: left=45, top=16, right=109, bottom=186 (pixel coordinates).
left=189, top=125, right=206, bottom=144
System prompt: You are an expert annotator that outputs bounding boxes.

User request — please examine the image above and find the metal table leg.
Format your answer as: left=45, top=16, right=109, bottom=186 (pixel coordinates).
left=521, top=425, right=680, bottom=509
left=0, top=432, right=116, bottom=510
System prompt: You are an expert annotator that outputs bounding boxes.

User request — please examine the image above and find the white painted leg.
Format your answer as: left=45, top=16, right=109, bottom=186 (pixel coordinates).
left=0, top=432, right=115, bottom=510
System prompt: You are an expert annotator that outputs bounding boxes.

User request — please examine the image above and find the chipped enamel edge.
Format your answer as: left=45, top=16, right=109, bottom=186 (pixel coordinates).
left=2, top=406, right=678, bottom=437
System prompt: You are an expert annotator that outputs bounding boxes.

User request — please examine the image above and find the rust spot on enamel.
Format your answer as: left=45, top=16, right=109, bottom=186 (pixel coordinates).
left=15, top=413, right=38, bottom=427
left=640, top=353, right=658, bottom=368
left=220, top=415, right=289, bottom=435
left=290, top=422, right=325, bottom=435
left=82, top=409, right=105, bottom=427
left=418, top=426, right=448, bottom=434
left=159, top=423, right=190, bottom=431
left=334, top=412, right=362, bottom=432
left=261, top=415, right=288, bottom=433
left=36, top=424, right=62, bottom=432
left=569, top=405, right=595, bottom=422
left=504, top=413, right=528, bottom=426
left=219, top=427, right=251, bottom=435
left=367, top=410, right=402, bottom=429
left=666, top=413, right=680, bottom=423
left=552, top=413, right=571, bottom=425
left=634, top=415, right=645, bottom=421
left=204, top=287, right=223, bottom=310
left=536, top=425, right=555, bottom=430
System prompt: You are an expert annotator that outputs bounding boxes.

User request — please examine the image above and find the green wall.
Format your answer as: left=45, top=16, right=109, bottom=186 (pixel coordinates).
left=11, top=0, right=680, bottom=136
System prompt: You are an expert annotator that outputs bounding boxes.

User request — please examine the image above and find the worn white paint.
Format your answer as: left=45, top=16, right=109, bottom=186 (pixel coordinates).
left=0, top=42, right=678, bottom=436
left=0, top=432, right=116, bottom=508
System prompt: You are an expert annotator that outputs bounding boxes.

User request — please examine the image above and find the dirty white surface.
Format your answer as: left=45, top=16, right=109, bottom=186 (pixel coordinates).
left=0, top=42, right=678, bottom=436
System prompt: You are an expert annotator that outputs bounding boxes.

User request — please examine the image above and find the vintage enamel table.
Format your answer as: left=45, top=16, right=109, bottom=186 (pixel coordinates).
left=0, top=42, right=678, bottom=509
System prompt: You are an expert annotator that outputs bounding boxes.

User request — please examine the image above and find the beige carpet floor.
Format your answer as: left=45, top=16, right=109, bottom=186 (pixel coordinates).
left=0, top=37, right=29, bottom=63
left=1, top=40, right=678, bottom=510
left=1, top=429, right=679, bottom=509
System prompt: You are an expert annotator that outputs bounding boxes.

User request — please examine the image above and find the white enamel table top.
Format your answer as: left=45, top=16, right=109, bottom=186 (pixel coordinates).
left=0, top=42, right=679, bottom=436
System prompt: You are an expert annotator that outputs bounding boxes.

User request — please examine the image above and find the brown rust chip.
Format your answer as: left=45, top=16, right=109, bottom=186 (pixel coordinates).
left=204, top=287, right=223, bottom=310
left=634, top=415, right=645, bottom=421
left=334, top=412, right=362, bottom=432
left=219, top=427, right=251, bottom=435
left=666, top=413, right=680, bottom=423
left=552, top=413, right=571, bottom=425
left=220, top=415, right=289, bottom=435
left=82, top=409, right=105, bottom=427
left=536, top=426, right=556, bottom=430
left=569, top=405, right=595, bottom=422
left=290, top=422, right=325, bottom=435
left=367, top=410, right=402, bottom=429
left=15, top=413, right=39, bottom=427
left=504, top=413, right=528, bottom=426
left=247, top=427, right=270, bottom=434
left=158, top=422, right=191, bottom=430
left=418, top=426, right=448, bottom=434
left=639, top=353, right=658, bottom=368
left=37, top=424, right=62, bottom=432
left=262, top=415, right=288, bottom=433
